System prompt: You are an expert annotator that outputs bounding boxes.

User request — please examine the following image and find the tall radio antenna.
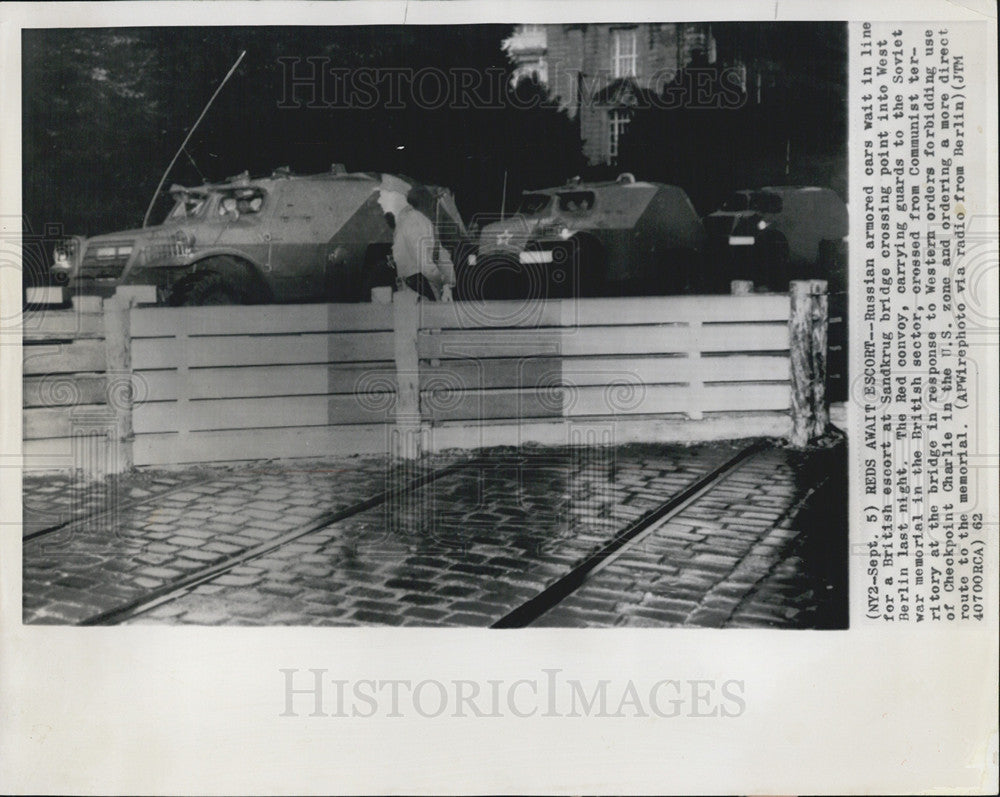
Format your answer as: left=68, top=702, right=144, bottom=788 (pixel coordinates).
left=142, top=50, right=247, bottom=228
left=500, top=169, right=508, bottom=222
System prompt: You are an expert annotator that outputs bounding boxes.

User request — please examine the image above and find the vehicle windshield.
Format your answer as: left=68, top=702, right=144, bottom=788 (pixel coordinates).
left=721, top=191, right=783, bottom=213
left=556, top=191, right=596, bottom=212
left=166, top=193, right=209, bottom=221
left=721, top=193, right=750, bottom=211
left=217, top=187, right=266, bottom=217
left=518, top=193, right=551, bottom=215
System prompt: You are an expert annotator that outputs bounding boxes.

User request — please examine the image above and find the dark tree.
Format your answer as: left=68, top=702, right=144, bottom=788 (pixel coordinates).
left=617, top=22, right=847, bottom=214
left=22, top=26, right=585, bottom=239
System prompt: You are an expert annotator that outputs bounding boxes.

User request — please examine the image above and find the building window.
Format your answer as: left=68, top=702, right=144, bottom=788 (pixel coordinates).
left=608, top=109, right=631, bottom=161
left=611, top=28, right=637, bottom=78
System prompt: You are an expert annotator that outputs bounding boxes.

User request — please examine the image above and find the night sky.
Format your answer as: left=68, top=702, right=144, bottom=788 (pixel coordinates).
left=22, top=23, right=845, bottom=240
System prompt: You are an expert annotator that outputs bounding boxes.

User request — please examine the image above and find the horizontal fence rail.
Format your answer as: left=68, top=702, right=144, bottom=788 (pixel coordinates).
left=407, top=293, right=797, bottom=450
left=129, top=302, right=396, bottom=466
left=21, top=285, right=830, bottom=471
left=21, top=303, right=125, bottom=472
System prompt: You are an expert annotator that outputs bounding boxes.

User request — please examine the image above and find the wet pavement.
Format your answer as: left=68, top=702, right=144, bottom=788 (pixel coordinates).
left=21, top=467, right=222, bottom=539
left=21, top=455, right=449, bottom=623
left=20, top=439, right=847, bottom=628
left=533, top=445, right=847, bottom=628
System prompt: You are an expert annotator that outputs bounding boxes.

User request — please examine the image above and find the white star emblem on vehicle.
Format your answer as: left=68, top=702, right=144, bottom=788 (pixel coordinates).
left=496, top=230, right=513, bottom=246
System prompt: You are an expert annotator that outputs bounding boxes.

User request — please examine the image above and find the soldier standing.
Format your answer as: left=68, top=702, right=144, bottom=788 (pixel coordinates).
left=377, top=187, right=455, bottom=301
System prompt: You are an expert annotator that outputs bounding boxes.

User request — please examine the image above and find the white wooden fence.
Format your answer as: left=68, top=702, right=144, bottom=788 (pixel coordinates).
left=129, top=302, right=397, bottom=465
left=22, top=301, right=126, bottom=472
left=21, top=285, right=829, bottom=471
left=405, top=292, right=798, bottom=453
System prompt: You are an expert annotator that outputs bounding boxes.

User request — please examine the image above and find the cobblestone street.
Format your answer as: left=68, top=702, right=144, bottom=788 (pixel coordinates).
left=532, top=446, right=847, bottom=628
left=21, top=455, right=457, bottom=623
left=21, top=439, right=847, bottom=628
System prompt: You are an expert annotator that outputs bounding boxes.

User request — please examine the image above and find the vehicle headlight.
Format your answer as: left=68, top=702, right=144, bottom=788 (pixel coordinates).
left=536, top=219, right=566, bottom=238
left=52, top=238, right=79, bottom=270
left=95, top=244, right=133, bottom=258
left=757, top=219, right=769, bottom=231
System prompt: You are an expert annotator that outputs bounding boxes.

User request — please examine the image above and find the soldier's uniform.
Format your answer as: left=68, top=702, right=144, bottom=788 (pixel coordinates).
left=391, top=203, right=455, bottom=301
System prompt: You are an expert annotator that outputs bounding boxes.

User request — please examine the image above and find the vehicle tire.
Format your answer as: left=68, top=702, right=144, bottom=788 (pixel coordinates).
left=450, top=240, right=478, bottom=302
left=564, top=236, right=606, bottom=298
left=649, top=248, right=699, bottom=295
left=727, top=242, right=755, bottom=284
left=817, top=239, right=847, bottom=291
left=680, top=248, right=714, bottom=293
left=757, top=232, right=790, bottom=292
left=461, top=251, right=521, bottom=300
left=173, top=271, right=246, bottom=306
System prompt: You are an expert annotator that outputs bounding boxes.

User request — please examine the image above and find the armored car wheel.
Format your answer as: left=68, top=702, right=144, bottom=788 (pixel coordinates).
left=172, top=271, right=246, bottom=306
left=817, top=238, right=847, bottom=291
left=557, top=235, right=605, bottom=298
left=757, top=232, right=790, bottom=292
left=462, top=251, right=528, bottom=300
left=644, top=248, right=701, bottom=295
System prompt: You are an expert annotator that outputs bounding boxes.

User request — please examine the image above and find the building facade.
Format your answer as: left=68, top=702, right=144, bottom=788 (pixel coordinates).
left=503, top=24, right=549, bottom=86
left=505, top=23, right=718, bottom=165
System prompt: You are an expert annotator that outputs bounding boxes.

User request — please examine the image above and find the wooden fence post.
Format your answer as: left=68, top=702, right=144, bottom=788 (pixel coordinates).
left=392, top=290, right=422, bottom=459
left=686, top=321, right=704, bottom=420
left=809, top=279, right=829, bottom=438
left=102, top=295, right=134, bottom=472
left=789, top=281, right=813, bottom=448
